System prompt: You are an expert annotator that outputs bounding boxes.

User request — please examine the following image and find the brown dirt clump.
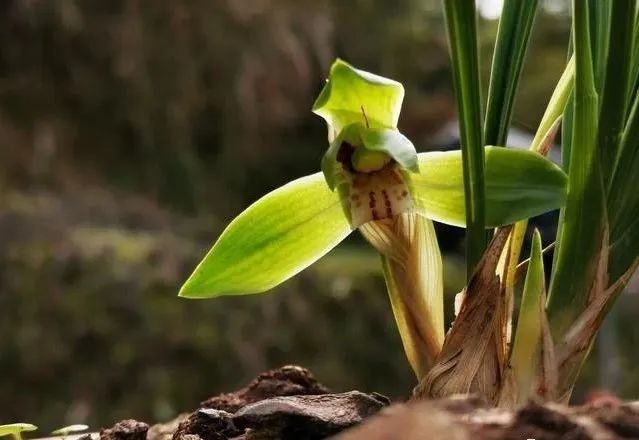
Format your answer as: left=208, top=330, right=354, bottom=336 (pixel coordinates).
left=96, top=366, right=639, bottom=440
left=100, top=420, right=149, bottom=440
left=199, top=365, right=330, bottom=413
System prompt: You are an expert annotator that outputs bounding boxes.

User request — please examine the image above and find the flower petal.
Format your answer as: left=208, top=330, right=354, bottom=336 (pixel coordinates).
left=312, top=59, right=404, bottom=132
left=411, top=146, right=567, bottom=227
left=179, top=173, right=353, bottom=298
left=361, top=127, right=419, bottom=172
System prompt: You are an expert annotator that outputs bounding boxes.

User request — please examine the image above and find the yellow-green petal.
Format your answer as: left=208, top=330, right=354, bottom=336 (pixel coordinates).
left=411, top=146, right=567, bottom=227
left=179, top=173, right=352, bottom=298
left=312, top=59, right=404, bottom=132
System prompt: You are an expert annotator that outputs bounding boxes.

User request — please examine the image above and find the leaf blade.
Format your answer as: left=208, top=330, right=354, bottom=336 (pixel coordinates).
left=598, top=0, right=636, bottom=185
left=510, top=230, right=547, bottom=404
left=547, top=0, right=605, bottom=339
left=484, top=0, right=539, bottom=147
left=442, top=0, right=486, bottom=277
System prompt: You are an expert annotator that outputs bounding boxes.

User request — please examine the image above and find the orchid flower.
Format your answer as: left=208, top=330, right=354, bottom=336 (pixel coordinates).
left=179, top=60, right=567, bottom=378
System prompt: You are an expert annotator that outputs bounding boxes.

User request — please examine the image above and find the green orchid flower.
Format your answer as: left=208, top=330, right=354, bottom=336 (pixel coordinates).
left=179, top=59, right=567, bottom=378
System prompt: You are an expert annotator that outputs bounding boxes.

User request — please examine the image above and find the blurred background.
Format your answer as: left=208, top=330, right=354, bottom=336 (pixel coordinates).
left=1, top=0, right=638, bottom=431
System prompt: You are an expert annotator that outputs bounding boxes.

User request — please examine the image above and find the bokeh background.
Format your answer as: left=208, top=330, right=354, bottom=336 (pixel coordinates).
left=1, top=0, right=638, bottom=431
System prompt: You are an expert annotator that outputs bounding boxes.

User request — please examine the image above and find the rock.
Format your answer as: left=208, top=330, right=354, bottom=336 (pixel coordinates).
left=172, top=408, right=241, bottom=440
left=233, top=391, right=388, bottom=439
left=173, top=365, right=333, bottom=440
left=200, top=365, right=329, bottom=413
left=100, top=420, right=149, bottom=440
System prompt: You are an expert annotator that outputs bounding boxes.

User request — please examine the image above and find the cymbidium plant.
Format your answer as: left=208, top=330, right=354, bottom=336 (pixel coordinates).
left=180, top=59, right=567, bottom=380
left=416, top=0, right=639, bottom=407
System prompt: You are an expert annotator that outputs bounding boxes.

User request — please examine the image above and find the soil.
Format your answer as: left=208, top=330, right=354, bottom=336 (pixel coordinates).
left=96, top=365, right=639, bottom=440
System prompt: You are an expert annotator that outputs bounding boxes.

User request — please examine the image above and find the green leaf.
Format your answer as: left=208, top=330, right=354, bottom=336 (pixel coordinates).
left=531, top=56, right=575, bottom=154
left=504, top=56, right=574, bottom=335
left=442, top=0, right=486, bottom=277
left=609, top=91, right=639, bottom=240
left=0, top=425, right=37, bottom=437
left=588, top=0, right=611, bottom=93
left=598, top=0, right=636, bottom=185
left=628, top=10, right=639, bottom=116
left=410, top=146, right=567, bottom=228
left=484, top=0, right=539, bottom=147
left=312, top=59, right=404, bottom=133
left=609, top=214, right=639, bottom=282
left=179, top=173, right=352, bottom=298
left=547, top=0, right=605, bottom=339
left=510, top=230, right=546, bottom=404
left=361, top=128, right=418, bottom=172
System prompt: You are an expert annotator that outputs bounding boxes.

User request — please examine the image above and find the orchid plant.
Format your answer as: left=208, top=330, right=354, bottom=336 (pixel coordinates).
left=179, top=59, right=567, bottom=379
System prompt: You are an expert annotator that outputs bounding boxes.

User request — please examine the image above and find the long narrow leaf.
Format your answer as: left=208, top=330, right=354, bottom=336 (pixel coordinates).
left=598, top=0, right=636, bottom=185
left=609, top=92, right=639, bottom=239
left=510, top=230, right=550, bottom=405
left=442, top=0, right=486, bottom=278
left=512, top=234, right=546, bottom=389
left=547, top=0, right=605, bottom=339
left=505, top=58, right=574, bottom=341
left=628, top=10, right=639, bottom=117
left=484, top=0, right=539, bottom=147
left=588, top=0, right=611, bottom=93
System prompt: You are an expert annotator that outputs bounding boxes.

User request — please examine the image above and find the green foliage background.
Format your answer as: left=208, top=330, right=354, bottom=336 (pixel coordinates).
left=1, top=0, right=637, bottom=431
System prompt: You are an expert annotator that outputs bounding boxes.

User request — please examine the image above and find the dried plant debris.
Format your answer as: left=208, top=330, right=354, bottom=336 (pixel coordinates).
left=414, top=227, right=512, bottom=403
